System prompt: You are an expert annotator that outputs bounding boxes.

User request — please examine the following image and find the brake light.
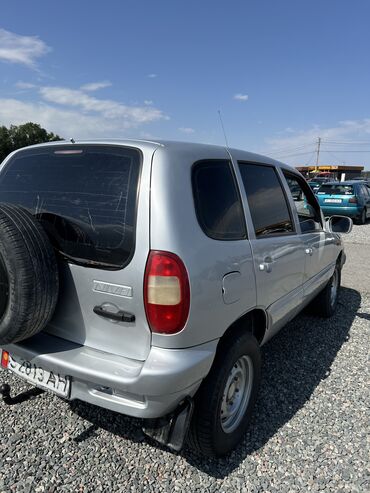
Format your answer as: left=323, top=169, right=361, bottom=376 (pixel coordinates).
left=349, top=197, right=357, bottom=204
left=1, top=350, right=9, bottom=369
left=144, top=251, right=190, bottom=334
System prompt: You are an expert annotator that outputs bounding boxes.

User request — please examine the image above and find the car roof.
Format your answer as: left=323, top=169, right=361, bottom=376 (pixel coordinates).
left=7, top=138, right=298, bottom=174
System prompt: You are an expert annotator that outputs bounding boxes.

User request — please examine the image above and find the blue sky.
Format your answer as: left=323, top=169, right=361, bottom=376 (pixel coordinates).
left=1, top=0, right=370, bottom=169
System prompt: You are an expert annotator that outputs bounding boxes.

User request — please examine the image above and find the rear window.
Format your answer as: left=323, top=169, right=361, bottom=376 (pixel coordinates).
left=0, top=145, right=141, bottom=269
left=317, top=184, right=354, bottom=195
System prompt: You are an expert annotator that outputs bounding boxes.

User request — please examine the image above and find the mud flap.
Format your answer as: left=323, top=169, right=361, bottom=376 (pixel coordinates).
left=142, top=397, right=194, bottom=452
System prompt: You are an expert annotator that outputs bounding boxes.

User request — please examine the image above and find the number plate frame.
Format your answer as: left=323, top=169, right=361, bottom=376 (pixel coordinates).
left=324, top=198, right=342, bottom=203
left=8, top=354, right=71, bottom=398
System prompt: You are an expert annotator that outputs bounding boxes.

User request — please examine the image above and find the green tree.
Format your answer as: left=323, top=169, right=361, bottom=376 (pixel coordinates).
left=0, top=122, right=63, bottom=163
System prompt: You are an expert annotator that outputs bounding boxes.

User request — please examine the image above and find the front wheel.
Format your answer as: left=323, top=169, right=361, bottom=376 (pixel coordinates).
left=315, top=265, right=341, bottom=318
left=188, top=331, right=261, bottom=457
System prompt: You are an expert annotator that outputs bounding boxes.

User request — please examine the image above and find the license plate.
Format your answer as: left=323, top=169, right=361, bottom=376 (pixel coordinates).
left=324, top=198, right=342, bottom=203
left=8, top=354, right=70, bottom=398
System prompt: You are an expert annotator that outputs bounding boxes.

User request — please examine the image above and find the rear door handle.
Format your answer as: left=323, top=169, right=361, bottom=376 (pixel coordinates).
left=259, top=257, right=273, bottom=273
left=93, top=306, right=135, bottom=323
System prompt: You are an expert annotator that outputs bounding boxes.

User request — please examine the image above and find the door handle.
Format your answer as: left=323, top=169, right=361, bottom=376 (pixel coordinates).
left=93, top=305, right=135, bottom=323
left=305, top=247, right=313, bottom=256
left=259, top=257, right=273, bottom=273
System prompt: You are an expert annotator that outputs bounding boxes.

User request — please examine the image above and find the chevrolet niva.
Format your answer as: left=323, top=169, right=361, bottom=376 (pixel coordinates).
left=0, top=140, right=352, bottom=457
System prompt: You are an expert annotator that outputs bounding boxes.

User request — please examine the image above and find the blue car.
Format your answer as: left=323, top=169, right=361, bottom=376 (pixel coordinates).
left=316, top=181, right=370, bottom=224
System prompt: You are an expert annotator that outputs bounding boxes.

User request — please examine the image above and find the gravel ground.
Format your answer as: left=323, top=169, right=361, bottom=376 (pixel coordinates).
left=0, top=226, right=369, bottom=492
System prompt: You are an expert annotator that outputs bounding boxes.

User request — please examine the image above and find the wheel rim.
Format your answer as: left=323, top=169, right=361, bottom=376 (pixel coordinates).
left=330, top=269, right=339, bottom=308
left=0, top=252, right=9, bottom=320
left=220, top=355, right=253, bottom=433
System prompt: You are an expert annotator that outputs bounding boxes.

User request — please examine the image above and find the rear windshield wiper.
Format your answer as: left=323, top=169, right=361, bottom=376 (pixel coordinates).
left=56, top=250, right=118, bottom=269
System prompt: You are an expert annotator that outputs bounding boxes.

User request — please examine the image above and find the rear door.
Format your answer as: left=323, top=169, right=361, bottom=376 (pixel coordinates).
left=237, top=162, right=305, bottom=339
left=0, top=144, right=153, bottom=361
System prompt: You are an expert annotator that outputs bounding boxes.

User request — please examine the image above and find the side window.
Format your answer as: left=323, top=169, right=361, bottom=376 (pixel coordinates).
left=238, top=163, right=294, bottom=237
left=192, top=160, right=246, bottom=240
left=283, top=173, right=323, bottom=233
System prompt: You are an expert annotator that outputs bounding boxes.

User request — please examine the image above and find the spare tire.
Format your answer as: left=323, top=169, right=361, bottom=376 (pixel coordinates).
left=0, top=203, right=59, bottom=345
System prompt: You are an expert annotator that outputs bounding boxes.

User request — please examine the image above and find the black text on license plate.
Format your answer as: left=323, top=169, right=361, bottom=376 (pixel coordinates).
left=8, top=355, right=70, bottom=398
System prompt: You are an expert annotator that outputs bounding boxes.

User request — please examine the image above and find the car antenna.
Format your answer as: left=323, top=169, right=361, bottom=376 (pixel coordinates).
left=218, top=109, right=230, bottom=151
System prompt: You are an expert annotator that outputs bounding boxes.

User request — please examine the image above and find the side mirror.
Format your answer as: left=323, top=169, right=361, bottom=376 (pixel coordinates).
left=326, top=215, right=353, bottom=234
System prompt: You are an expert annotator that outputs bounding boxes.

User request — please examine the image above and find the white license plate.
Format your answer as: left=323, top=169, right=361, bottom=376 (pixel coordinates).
left=324, top=198, right=342, bottom=203
left=8, top=354, right=70, bottom=398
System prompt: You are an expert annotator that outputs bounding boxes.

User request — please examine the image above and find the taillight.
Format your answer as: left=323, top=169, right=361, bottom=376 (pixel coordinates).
left=144, top=251, right=190, bottom=334
left=1, top=350, right=9, bottom=369
left=349, top=197, right=357, bottom=204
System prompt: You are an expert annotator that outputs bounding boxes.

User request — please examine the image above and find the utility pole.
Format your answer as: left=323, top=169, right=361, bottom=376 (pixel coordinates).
left=315, top=137, right=321, bottom=167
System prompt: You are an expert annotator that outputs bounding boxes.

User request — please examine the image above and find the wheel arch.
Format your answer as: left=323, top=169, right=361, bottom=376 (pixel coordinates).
left=218, top=308, right=268, bottom=349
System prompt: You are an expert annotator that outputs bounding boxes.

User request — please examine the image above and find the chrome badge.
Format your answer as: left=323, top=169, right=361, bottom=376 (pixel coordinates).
left=93, top=281, right=133, bottom=298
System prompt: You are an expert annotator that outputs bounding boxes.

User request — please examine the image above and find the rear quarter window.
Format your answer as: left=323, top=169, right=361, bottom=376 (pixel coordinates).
left=192, top=160, right=246, bottom=240
left=0, top=145, right=141, bottom=269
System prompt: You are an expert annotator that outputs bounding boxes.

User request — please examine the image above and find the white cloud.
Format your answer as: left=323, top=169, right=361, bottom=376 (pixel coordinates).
left=15, top=81, right=37, bottom=89
left=0, top=83, right=169, bottom=139
left=234, top=93, right=249, bottom=101
left=80, top=81, right=112, bottom=92
left=265, top=119, right=370, bottom=167
left=178, top=127, right=195, bottom=134
left=0, top=28, right=50, bottom=67
left=267, top=120, right=370, bottom=151
left=144, top=100, right=153, bottom=105
left=0, top=98, right=111, bottom=138
left=39, top=86, right=168, bottom=124
left=147, top=73, right=158, bottom=78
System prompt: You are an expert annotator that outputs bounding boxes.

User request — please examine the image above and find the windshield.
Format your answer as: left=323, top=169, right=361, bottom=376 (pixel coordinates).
left=0, top=145, right=141, bottom=269
left=317, top=184, right=354, bottom=195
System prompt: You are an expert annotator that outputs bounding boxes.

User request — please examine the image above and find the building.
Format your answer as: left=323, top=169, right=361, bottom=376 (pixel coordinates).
left=296, top=165, right=364, bottom=181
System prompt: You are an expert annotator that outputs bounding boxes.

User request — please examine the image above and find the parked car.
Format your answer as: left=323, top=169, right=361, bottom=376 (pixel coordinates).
left=307, top=177, right=333, bottom=193
left=0, top=140, right=352, bottom=457
left=316, top=180, right=370, bottom=224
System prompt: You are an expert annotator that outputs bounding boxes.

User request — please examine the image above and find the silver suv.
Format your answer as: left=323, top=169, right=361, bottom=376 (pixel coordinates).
left=0, top=140, right=351, bottom=457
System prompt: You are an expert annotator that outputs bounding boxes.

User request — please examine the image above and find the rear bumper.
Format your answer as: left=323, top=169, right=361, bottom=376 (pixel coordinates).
left=2, top=333, right=217, bottom=418
left=320, top=205, right=361, bottom=217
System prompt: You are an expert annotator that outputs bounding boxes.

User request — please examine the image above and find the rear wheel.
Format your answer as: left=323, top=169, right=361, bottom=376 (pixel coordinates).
left=358, top=208, right=367, bottom=225
left=188, top=331, right=261, bottom=457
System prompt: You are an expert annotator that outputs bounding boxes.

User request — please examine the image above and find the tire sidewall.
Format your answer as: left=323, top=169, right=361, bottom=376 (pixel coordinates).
left=0, top=234, right=19, bottom=337
left=326, top=265, right=341, bottom=316
left=0, top=204, right=59, bottom=345
left=361, top=209, right=366, bottom=224
left=198, top=332, right=261, bottom=456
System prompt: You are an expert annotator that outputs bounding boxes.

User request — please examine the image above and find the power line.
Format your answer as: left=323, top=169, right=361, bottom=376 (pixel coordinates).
left=321, top=140, right=370, bottom=145
left=321, top=150, right=370, bottom=153
left=321, top=149, right=346, bottom=164
left=273, top=150, right=317, bottom=159
left=269, top=143, right=314, bottom=155
left=304, top=151, right=317, bottom=166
